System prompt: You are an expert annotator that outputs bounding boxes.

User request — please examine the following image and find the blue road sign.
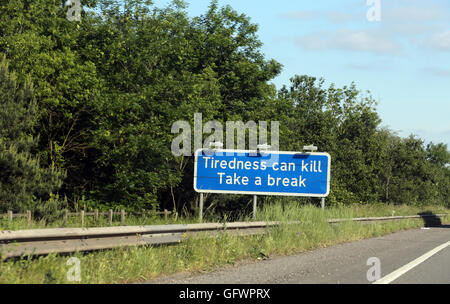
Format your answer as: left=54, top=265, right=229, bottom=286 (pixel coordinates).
left=194, top=149, right=331, bottom=197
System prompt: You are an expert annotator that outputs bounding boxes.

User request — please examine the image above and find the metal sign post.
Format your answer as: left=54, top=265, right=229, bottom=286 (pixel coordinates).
left=253, top=195, right=257, bottom=220
left=304, top=145, right=326, bottom=211
left=199, top=193, right=204, bottom=222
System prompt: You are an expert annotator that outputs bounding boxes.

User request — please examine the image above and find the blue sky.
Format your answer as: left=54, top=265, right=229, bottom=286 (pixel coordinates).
left=152, top=0, right=450, bottom=147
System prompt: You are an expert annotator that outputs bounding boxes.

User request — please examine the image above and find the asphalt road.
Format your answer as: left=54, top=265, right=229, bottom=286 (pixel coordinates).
left=150, top=226, right=450, bottom=284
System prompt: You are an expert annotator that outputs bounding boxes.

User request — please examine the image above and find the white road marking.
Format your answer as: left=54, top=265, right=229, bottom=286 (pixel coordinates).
left=373, top=240, right=450, bottom=284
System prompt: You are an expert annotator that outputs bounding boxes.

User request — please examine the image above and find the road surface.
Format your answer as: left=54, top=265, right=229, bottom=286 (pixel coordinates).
left=149, top=226, right=450, bottom=284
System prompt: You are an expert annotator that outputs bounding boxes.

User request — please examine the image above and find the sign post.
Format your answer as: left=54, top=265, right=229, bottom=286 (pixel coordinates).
left=303, top=145, right=326, bottom=210
left=253, top=195, right=257, bottom=220
left=199, top=193, right=204, bottom=222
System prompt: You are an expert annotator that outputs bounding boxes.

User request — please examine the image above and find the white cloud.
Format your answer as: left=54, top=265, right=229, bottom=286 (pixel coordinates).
left=297, top=30, right=402, bottom=55
left=278, top=9, right=352, bottom=24
left=278, top=10, right=320, bottom=21
left=325, top=11, right=353, bottom=24
left=279, top=1, right=450, bottom=54
left=428, top=31, right=450, bottom=51
left=422, top=67, right=450, bottom=77
left=384, top=6, right=445, bottom=22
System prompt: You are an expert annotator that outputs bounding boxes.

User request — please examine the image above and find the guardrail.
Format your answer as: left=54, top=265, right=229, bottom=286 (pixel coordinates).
left=0, top=214, right=447, bottom=259
left=0, top=222, right=279, bottom=259
left=327, top=214, right=448, bottom=223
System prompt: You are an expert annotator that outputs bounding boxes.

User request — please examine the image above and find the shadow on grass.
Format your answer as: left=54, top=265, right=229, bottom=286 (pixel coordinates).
left=418, top=211, right=449, bottom=228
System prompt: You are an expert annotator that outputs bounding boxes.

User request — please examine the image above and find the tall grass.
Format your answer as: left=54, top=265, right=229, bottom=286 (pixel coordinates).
left=0, top=213, right=196, bottom=231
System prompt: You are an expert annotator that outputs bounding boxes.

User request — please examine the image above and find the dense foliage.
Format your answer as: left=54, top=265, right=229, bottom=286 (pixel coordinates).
left=0, top=0, right=448, bottom=216
left=0, top=55, right=66, bottom=213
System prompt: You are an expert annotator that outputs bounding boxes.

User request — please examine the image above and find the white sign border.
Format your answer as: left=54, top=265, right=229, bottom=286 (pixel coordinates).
left=193, top=149, right=331, bottom=198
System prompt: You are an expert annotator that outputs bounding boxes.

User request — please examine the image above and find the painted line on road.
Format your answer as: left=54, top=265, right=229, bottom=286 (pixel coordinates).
left=373, top=240, right=450, bottom=284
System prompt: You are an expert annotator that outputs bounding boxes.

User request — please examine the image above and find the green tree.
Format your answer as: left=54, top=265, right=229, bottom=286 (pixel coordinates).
left=0, top=55, right=65, bottom=213
left=81, top=0, right=283, bottom=212
left=425, top=142, right=450, bottom=206
left=385, top=136, right=428, bottom=205
left=80, top=1, right=221, bottom=210
left=278, top=76, right=384, bottom=205
left=0, top=0, right=103, bottom=202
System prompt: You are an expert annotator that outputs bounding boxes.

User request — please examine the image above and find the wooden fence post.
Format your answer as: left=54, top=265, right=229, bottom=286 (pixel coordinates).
left=121, top=209, right=125, bottom=225
left=109, top=210, right=113, bottom=226
left=81, top=210, right=85, bottom=227
left=164, top=209, right=168, bottom=221
left=94, top=209, right=99, bottom=222
left=7, top=210, right=13, bottom=222
left=27, top=210, right=32, bottom=226
left=64, top=209, right=68, bottom=226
